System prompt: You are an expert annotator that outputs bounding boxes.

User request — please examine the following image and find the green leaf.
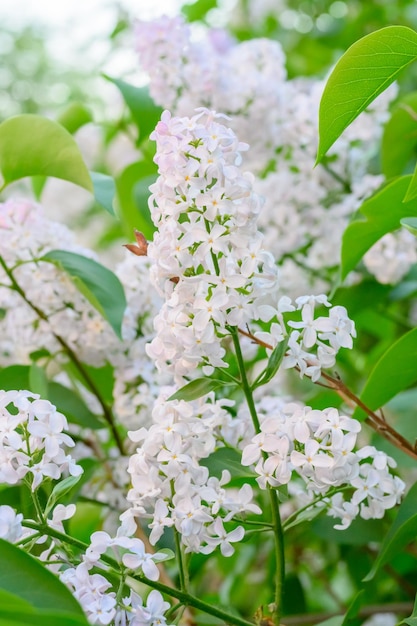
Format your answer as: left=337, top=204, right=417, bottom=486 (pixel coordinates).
left=31, top=105, right=93, bottom=200
left=115, top=160, right=156, bottom=240
left=0, top=539, right=85, bottom=615
left=104, top=76, right=163, bottom=143
left=47, top=382, right=104, bottom=430
left=41, top=250, right=126, bottom=339
left=90, top=172, right=117, bottom=216
left=317, top=26, right=417, bottom=163
left=401, top=594, right=417, bottom=626
left=68, top=502, right=103, bottom=543
left=353, top=327, right=417, bottom=421
left=0, top=608, right=89, bottom=626
left=182, top=0, right=218, bottom=21
left=253, top=336, right=289, bottom=389
left=168, top=378, right=228, bottom=402
left=405, top=165, right=417, bottom=201
left=381, top=92, right=417, bottom=179
left=364, top=480, right=417, bottom=581
left=0, top=589, right=33, bottom=611
left=0, top=365, right=30, bottom=391
left=57, top=102, right=93, bottom=135
left=341, top=176, right=417, bottom=280
left=0, top=115, right=92, bottom=192
left=401, top=216, right=417, bottom=234
left=200, top=447, right=256, bottom=480
left=45, top=474, right=82, bottom=516
left=28, top=363, right=48, bottom=398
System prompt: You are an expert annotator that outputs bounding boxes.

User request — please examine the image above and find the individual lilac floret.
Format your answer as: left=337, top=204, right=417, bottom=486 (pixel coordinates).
left=0, top=505, right=24, bottom=542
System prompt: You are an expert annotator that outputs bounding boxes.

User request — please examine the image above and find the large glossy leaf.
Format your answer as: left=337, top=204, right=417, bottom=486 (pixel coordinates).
left=381, top=92, right=417, bottom=179
left=341, top=176, right=417, bottom=280
left=41, top=250, right=126, bottom=339
left=115, top=160, right=156, bottom=240
left=317, top=26, right=417, bottom=162
left=0, top=115, right=92, bottom=192
left=0, top=539, right=85, bottom=615
left=0, top=589, right=89, bottom=625
left=0, top=610, right=88, bottom=626
left=104, top=76, right=162, bottom=143
left=353, top=327, right=417, bottom=421
left=364, top=480, right=417, bottom=581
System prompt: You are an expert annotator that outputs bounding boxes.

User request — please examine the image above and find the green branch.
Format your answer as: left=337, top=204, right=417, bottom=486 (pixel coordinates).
left=0, top=254, right=125, bottom=455
left=231, top=328, right=285, bottom=625
left=22, top=521, right=255, bottom=626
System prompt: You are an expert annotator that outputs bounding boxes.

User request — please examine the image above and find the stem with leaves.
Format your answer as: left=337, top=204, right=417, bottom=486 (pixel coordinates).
left=0, top=254, right=125, bottom=455
left=237, top=327, right=417, bottom=461
left=21, top=521, right=255, bottom=626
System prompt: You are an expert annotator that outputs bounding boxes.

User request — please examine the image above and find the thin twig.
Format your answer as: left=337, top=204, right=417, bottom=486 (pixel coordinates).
left=238, top=327, right=417, bottom=461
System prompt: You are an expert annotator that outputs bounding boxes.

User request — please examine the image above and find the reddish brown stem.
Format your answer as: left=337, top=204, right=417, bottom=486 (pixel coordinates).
left=238, top=328, right=417, bottom=461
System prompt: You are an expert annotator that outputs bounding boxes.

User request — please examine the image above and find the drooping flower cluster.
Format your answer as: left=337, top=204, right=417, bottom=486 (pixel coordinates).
left=0, top=389, right=82, bottom=490
left=146, top=108, right=278, bottom=380
left=238, top=398, right=405, bottom=529
left=122, top=391, right=260, bottom=555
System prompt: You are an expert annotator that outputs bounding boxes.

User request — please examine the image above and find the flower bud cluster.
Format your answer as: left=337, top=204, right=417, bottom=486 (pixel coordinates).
left=146, top=109, right=278, bottom=381
left=123, top=392, right=260, bottom=556
left=239, top=400, right=404, bottom=528
left=0, top=389, right=82, bottom=491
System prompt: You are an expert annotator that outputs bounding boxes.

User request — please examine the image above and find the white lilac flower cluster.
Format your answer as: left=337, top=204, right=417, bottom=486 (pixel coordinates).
left=61, top=531, right=172, bottom=626
left=135, top=16, right=407, bottom=294
left=0, top=199, right=165, bottom=431
left=0, top=199, right=120, bottom=367
left=256, top=294, right=356, bottom=382
left=363, top=229, right=417, bottom=285
left=122, top=391, right=260, bottom=556
left=146, top=108, right=356, bottom=386
left=238, top=398, right=405, bottom=529
left=146, top=108, right=278, bottom=381
left=0, top=389, right=82, bottom=490
left=111, top=253, right=166, bottom=429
